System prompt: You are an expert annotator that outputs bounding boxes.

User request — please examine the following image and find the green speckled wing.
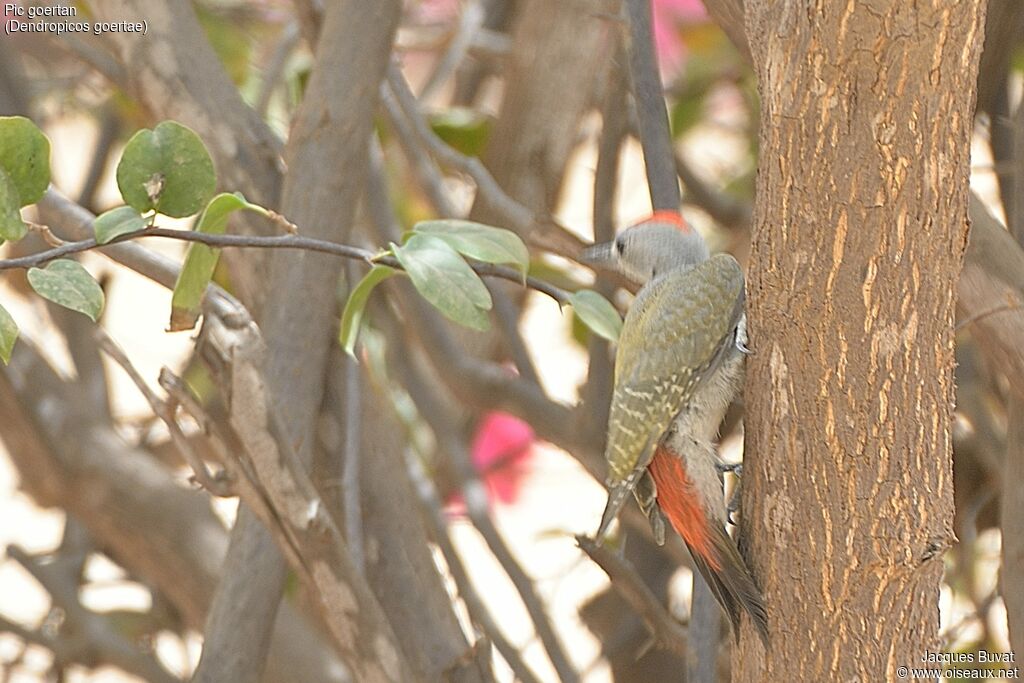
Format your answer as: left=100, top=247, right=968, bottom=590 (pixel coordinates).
left=605, top=253, right=744, bottom=485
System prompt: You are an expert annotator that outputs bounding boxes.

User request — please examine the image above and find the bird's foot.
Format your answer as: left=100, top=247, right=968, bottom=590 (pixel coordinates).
left=717, top=462, right=742, bottom=525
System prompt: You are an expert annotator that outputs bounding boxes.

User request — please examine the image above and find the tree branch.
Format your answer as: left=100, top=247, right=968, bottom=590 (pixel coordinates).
left=3, top=213, right=572, bottom=304
left=576, top=536, right=689, bottom=659
left=623, top=0, right=680, bottom=211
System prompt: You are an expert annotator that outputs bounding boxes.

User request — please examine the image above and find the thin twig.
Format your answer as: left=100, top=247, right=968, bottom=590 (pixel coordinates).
left=26, top=221, right=65, bottom=247
left=403, top=446, right=544, bottom=683
left=94, top=327, right=233, bottom=496
left=380, top=84, right=461, bottom=218
left=256, top=22, right=301, bottom=119
left=576, top=536, right=689, bottom=658
left=418, top=0, right=486, bottom=103
left=392, top=331, right=580, bottom=683
left=956, top=302, right=1022, bottom=331
left=386, top=64, right=531, bottom=224
left=78, top=105, right=121, bottom=211
left=341, top=350, right=366, bottom=577
left=675, top=151, right=752, bottom=230
left=488, top=280, right=542, bottom=387
left=6, top=545, right=179, bottom=683
left=0, top=223, right=571, bottom=304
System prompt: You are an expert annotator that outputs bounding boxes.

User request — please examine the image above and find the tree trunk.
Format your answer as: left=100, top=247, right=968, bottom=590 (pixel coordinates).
left=736, top=2, right=987, bottom=679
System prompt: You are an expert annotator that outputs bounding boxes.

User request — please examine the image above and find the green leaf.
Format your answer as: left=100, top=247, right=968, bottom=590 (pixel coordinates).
left=27, top=260, right=104, bottom=322
left=169, top=192, right=267, bottom=332
left=0, top=116, right=50, bottom=206
left=116, top=121, right=216, bottom=218
left=339, top=265, right=396, bottom=357
left=0, top=169, right=27, bottom=241
left=413, top=220, right=530, bottom=278
left=429, top=108, right=492, bottom=157
left=94, top=206, right=147, bottom=244
left=392, top=234, right=492, bottom=331
left=0, top=302, right=17, bottom=364
left=569, top=289, right=622, bottom=342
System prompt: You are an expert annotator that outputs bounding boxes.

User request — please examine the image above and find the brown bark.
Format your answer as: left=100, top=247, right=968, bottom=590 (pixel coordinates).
left=999, top=93, right=1024, bottom=664
left=322, top=353, right=492, bottom=682
left=737, top=2, right=986, bottom=680
left=193, top=3, right=407, bottom=682
left=0, top=344, right=345, bottom=683
left=87, top=0, right=282, bottom=207
left=470, top=0, right=616, bottom=225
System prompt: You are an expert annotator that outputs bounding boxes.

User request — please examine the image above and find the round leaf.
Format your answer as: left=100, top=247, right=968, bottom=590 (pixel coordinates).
left=0, top=302, right=17, bottom=364
left=0, top=169, right=27, bottom=241
left=413, top=219, right=530, bottom=277
left=27, top=260, right=105, bottom=322
left=569, top=289, right=622, bottom=342
left=116, top=121, right=216, bottom=218
left=392, top=234, right=491, bottom=331
left=94, top=206, right=147, bottom=244
left=0, top=116, right=50, bottom=206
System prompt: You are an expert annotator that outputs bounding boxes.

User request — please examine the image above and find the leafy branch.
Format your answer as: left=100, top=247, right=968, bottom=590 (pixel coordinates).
left=0, top=116, right=621, bottom=365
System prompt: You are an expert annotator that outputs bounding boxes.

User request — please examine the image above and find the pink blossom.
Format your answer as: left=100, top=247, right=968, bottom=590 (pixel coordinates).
left=446, top=411, right=537, bottom=515
left=652, top=0, right=708, bottom=75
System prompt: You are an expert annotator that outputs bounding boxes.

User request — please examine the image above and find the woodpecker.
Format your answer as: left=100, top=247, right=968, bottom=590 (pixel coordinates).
left=583, top=210, right=768, bottom=645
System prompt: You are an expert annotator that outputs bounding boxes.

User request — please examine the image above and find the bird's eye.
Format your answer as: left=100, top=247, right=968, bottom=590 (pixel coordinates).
left=615, top=240, right=625, bottom=255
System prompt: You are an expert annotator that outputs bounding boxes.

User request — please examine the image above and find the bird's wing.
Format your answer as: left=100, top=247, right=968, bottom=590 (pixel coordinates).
left=603, top=254, right=744, bottom=488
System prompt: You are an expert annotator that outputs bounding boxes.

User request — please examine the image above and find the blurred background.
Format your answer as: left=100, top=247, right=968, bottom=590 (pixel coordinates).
left=0, top=1, right=1021, bottom=681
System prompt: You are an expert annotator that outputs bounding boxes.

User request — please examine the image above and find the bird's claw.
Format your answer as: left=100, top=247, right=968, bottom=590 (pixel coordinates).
left=719, top=462, right=743, bottom=525
left=726, top=493, right=741, bottom=526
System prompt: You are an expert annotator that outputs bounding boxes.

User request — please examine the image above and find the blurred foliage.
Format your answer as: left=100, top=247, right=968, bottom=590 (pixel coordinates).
left=429, top=108, right=493, bottom=157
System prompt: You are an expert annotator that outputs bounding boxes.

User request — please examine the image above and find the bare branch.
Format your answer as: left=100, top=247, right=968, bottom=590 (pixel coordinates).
left=386, top=66, right=535, bottom=230
left=390, top=334, right=579, bottom=683
left=0, top=342, right=346, bottom=683
left=419, top=1, right=487, bottom=103
left=576, top=536, right=689, bottom=659
left=402, top=447, right=543, bottom=683
left=93, top=327, right=233, bottom=495
left=623, top=0, right=680, bottom=211
left=380, top=84, right=461, bottom=218
left=6, top=545, right=179, bottom=683
left=255, top=22, right=301, bottom=119
left=675, top=151, right=752, bottom=231
left=194, top=305, right=413, bottom=682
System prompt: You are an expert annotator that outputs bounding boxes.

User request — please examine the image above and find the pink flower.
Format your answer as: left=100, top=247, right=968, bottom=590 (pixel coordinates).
left=652, top=0, right=708, bottom=75
left=445, top=411, right=537, bottom=515
left=470, top=412, right=536, bottom=504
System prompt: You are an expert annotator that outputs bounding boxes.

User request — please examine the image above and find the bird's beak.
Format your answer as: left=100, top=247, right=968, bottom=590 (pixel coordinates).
left=580, top=241, right=615, bottom=267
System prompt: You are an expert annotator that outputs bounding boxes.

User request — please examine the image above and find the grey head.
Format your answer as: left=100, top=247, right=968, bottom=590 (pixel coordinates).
left=581, top=211, right=709, bottom=285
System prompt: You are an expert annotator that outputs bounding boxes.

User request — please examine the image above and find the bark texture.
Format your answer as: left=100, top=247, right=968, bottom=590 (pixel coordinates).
left=470, top=0, right=616, bottom=225
left=737, top=2, right=987, bottom=679
left=193, top=3, right=409, bottom=682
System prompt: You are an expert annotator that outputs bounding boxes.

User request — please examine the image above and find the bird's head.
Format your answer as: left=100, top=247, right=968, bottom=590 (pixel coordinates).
left=581, top=211, right=709, bottom=284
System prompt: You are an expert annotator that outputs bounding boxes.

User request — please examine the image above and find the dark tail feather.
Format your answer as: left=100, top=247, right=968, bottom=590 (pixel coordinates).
left=686, top=525, right=769, bottom=647
left=596, top=466, right=648, bottom=541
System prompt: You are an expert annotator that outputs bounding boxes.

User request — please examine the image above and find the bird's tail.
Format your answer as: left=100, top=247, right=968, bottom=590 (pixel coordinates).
left=649, top=446, right=769, bottom=646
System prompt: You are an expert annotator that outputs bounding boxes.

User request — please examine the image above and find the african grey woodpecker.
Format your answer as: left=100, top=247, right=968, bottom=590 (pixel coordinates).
left=584, top=210, right=768, bottom=645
